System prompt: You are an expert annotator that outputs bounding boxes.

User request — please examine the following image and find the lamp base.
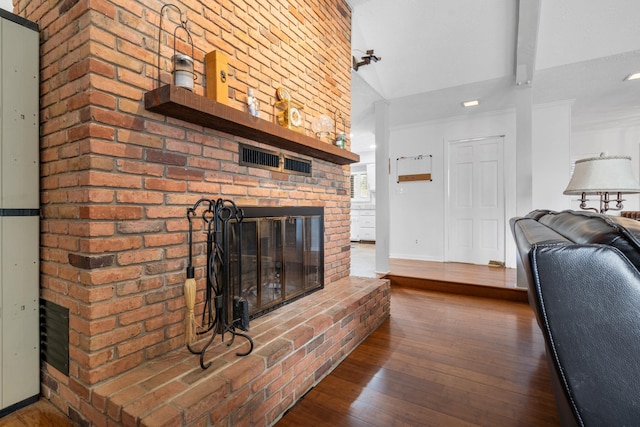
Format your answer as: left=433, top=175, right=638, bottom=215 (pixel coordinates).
left=578, top=192, right=625, bottom=214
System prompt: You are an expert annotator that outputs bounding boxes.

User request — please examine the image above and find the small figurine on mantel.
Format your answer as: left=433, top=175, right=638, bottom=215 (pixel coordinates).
left=247, top=88, right=259, bottom=118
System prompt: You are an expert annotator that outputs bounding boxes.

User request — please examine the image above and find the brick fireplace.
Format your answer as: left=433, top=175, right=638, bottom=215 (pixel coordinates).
left=12, top=0, right=392, bottom=425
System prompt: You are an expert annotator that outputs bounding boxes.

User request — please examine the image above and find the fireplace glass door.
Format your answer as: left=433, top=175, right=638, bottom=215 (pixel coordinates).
left=260, top=219, right=282, bottom=307
left=230, top=207, right=324, bottom=319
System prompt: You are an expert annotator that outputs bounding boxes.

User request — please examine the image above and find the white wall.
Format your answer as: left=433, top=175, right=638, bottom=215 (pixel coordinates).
left=388, top=110, right=517, bottom=264
left=388, top=122, right=446, bottom=261
left=532, top=101, right=574, bottom=211
left=355, top=150, right=375, bottom=165
left=386, top=101, right=578, bottom=268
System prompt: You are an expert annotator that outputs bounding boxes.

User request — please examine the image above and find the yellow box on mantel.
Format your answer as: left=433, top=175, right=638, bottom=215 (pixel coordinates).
left=205, top=50, right=229, bottom=104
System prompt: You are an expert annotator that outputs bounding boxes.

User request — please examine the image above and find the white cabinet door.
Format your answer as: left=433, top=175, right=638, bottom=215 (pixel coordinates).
left=350, top=214, right=359, bottom=241
left=366, top=163, right=376, bottom=192
left=1, top=217, right=39, bottom=409
left=360, top=227, right=376, bottom=241
left=358, top=210, right=375, bottom=241
left=360, top=215, right=375, bottom=228
left=0, top=12, right=40, bottom=412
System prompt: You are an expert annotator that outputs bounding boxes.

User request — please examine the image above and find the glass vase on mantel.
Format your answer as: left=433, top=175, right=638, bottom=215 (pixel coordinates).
left=311, top=114, right=333, bottom=141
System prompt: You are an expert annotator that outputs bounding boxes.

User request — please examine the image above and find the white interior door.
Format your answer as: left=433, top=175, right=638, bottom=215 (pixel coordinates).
left=447, top=136, right=505, bottom=265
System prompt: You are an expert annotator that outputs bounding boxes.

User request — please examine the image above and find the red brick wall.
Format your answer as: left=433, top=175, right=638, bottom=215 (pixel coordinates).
left=18, top=0, right=352, bottom=419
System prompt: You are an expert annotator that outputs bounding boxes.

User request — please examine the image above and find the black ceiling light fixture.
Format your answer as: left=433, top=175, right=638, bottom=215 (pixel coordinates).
left=352, top=49, right=381, bottom=71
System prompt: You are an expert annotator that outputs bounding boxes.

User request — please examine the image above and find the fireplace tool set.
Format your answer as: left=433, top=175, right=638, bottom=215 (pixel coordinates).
left=184, top=198, right=253, bottom=369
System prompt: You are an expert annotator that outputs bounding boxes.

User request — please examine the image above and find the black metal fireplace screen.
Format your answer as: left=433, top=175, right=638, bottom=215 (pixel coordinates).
left=184, top=200, right=324, bottom=369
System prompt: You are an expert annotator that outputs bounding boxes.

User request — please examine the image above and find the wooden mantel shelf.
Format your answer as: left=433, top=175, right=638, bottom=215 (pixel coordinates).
left=144, top=85, right=360, bottom=165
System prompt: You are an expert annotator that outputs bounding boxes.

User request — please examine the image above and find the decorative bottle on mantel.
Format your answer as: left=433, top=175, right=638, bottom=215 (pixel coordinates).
left=334, top=109, right=347, bottom=148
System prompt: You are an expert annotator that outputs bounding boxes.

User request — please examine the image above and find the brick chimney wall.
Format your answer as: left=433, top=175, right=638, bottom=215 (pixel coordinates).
left=16, top=0, right=352, bottom=416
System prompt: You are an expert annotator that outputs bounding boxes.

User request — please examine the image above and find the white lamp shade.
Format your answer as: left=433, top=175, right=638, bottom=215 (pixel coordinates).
left=564, top=154, right=640, bottom=195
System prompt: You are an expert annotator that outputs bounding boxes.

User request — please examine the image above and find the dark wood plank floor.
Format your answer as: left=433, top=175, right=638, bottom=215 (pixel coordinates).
left=276, top=286, right=559, bottom=427
left=388, top=258, right=517, bottom=288
left=385, top=260, right=526, bottom=303
left=0, top=399, right=73, bottom=427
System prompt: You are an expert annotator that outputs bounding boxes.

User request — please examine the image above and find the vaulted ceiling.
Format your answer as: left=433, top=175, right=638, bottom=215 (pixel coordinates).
left=348, top=0, right=640, bottom=154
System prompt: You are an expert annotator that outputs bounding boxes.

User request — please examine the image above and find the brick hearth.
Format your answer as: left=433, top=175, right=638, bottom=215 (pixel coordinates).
left=88, top=277, right=389, bottom=426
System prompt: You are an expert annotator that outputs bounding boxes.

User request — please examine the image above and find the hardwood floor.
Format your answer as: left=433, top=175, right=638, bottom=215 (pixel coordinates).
left=386, top=260, right=526, bottom=303
left=388, top=258, right=517, bottom=288
left=0, top=399, right=73, bottom=427
left=276, top=287, right=559, bottom=427
left=351, top=243, right=524, bottom=301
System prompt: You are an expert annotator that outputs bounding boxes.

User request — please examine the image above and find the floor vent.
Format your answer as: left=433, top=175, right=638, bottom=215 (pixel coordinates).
left=240, top=144, right=312, bottom=176
left=40, top=299, right=69, bottom=376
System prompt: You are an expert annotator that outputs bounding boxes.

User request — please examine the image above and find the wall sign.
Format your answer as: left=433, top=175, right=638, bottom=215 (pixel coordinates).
left=396, top=154, right=432, bottom=183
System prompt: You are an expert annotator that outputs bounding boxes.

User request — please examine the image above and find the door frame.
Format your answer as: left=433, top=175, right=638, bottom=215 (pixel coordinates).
left=444, top=135, right=506, bottom=264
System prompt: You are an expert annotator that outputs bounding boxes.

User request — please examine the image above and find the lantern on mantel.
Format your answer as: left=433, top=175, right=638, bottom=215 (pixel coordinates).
left=156, top=4, right=196, bottom=91
left=173, top=53, right=194, bottom=90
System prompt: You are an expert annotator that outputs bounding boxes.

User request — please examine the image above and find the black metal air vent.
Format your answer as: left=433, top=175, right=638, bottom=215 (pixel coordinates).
left=240, top=145, right=280, bottom=171
left=239, top=144, right=312, bottom=176
left=283, top=156, right=312, bottom=176
left=40, top=299, right=69, bottom=375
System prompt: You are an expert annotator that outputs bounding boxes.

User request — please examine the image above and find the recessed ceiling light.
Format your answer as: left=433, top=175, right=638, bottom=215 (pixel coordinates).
left=462, top=100, right=480, bottom=107
left=369, top=144, right=376, bottom=149
left=624, top=72, right=640, bottom=81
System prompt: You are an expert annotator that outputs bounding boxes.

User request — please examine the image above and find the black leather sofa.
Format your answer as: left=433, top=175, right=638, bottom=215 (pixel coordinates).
left=510, top=209, right=640, bottom=426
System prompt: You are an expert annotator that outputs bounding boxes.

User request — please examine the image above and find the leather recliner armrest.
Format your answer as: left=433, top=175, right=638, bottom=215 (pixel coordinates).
left=531, top=244, right=640, bottom=425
